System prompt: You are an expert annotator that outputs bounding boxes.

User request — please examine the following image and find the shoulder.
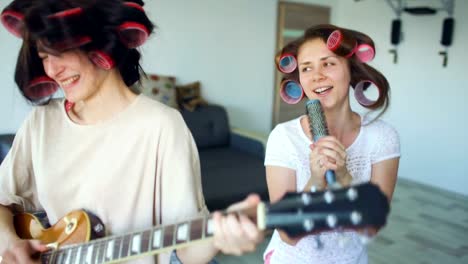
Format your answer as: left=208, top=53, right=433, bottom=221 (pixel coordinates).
left=362, top=116, right=399, bottom=140
left=26, top=99, right=65, bottom=127
left=270, top=117, right=302, bottom=137
left=132, top=94, right=188, bottom=132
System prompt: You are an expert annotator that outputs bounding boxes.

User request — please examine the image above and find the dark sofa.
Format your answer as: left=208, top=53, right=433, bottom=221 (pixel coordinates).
left=0, top=105, right=268, bottom=211
left=181, top=104, right=268, bottom=211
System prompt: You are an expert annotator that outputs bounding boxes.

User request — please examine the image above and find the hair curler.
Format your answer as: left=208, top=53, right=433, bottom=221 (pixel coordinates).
left=276, top=53, right=297, bottom=73
left=24, top=76, right=59, bottom=99
left=354, top=80, right=380, bottom=107
left=327, top=30, right=375, bottom=63
left=1, top=9, right=24, bottom=38
left=88, top=50, right=116, bottom=70
left=280, top=79, right=304, bottom=104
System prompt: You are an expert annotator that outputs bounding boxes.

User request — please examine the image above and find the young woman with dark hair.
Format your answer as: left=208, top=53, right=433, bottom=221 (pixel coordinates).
left=264, top=24, right=400, bottom=263
left=0, top=1, right=262, bottom=263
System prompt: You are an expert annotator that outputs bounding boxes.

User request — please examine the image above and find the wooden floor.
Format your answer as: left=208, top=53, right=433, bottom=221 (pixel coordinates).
left=216, top=179, right=468, bottom=264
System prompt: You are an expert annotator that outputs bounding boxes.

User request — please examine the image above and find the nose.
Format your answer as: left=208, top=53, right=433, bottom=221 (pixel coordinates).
left=43, top=55, right=64, bottom=79
left=312, top=70, right=326, bottom=83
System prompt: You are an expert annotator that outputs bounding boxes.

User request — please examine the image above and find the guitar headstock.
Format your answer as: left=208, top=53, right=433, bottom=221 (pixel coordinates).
left=262, top=183, right=389, bottom=237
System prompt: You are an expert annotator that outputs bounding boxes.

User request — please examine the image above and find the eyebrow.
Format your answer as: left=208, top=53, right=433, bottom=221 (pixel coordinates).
left=299, top=55, right=338, bottom=66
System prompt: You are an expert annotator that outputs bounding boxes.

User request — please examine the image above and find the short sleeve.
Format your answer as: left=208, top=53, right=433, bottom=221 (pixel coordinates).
left=157, top=109, right=208, bottom=225
left=264, top=125, right=296, bottom=170
left=0, top=110, right=40, bottom=211
left=371, top=122, right=401, bottom=164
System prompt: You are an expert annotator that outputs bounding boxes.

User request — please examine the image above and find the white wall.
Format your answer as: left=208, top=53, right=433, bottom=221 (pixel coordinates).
left=1, top=0, right=466, bottom=196
left=334, top=0, right=468, bottom=196
left=141, top=0, right=335, bottom=134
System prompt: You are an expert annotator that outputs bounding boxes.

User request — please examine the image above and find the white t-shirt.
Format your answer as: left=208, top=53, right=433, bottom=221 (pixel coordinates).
left=263, top=114, right=400, bottom=264
left=0, top=95, right=208, bottom=263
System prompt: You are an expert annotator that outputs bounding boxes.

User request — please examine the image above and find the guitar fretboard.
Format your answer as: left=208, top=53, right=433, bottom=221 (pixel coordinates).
left=40, top=216, right=214, bottom=264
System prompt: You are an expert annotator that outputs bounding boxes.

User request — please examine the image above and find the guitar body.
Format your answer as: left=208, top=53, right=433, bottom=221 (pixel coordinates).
left=14, top=210, right=105, bottom=249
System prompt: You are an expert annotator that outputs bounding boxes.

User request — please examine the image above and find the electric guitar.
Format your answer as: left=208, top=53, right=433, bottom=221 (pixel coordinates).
left=14, top=183, right=389, bottom=264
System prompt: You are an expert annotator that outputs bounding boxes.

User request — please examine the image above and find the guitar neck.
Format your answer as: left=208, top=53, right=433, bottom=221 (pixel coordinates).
left=40, top=204, right=266, bottom=264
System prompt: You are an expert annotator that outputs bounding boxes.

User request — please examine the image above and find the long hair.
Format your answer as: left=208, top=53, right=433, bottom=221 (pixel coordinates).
left=277, top=24, right=390, bottom=117
left=2, top=0, right=155, bottom=104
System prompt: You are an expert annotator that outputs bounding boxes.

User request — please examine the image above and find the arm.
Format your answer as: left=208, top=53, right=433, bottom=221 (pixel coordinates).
left=370, top=157, right=400, bottom=201
left=265, top=165, right=301, bottom=245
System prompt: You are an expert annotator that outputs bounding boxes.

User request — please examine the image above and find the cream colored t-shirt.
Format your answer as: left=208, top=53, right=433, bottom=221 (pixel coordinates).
left=0, top=94, right=208, bottom=263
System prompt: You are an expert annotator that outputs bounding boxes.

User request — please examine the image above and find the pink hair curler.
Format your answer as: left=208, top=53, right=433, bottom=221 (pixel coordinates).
left=354, top=80, right=380, bottom=107
left=25, top=76, right=59, bottom=99
left=355, top=43, right=375, bottom=63
left=277, top=53, right=297, bottom=73
left=47, top=7, right=83, bottom=19
left=124, top=2, right=145, bottom=12
left=328, top=30, right=376, bottom=63
left=88, top=50, right=115, bottom=70
left=117, top=21, right=149, bottom=48
left=327, top=29, right=357, bottom=59
left=280, top=79, right=304, bottom=104
left=1, top=9, right=24, bottom=38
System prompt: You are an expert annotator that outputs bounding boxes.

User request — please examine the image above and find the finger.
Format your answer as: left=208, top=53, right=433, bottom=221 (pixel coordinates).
left=12, top=241, right=42, bottom=264
left=1, top=251, right=17, bottom=264
left=29, top=240, right=48, bottom=253
left=239, top=214, right=263, bottom=244
left=316, top=138, right=346, bottom=155
left=318, top=136, right=346, bottom=150
left=212, top=212, right=227, bottom=250
left=226, top=194, right=261, bottom=213
left=223, top=215, right=242, bottom=255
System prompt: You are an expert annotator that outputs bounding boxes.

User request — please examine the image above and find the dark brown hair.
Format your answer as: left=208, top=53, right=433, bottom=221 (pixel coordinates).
left=4, top=0, right=155, bottom=104
left=278, top=24, right=390, bottom=117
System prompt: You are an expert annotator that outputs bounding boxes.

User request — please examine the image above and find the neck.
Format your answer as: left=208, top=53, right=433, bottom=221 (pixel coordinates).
left=322, top=101, right=360, bottom=145
left=69, top=71, right=137, bottom=125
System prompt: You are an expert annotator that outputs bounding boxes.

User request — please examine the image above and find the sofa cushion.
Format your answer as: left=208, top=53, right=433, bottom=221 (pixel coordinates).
left=181, top=105, right=229, bottom=149
left=0, top=134, right=15, bottom=164
left=138, top=74, right=178, bottom=108
left=199, top=147, right=268, bottom=211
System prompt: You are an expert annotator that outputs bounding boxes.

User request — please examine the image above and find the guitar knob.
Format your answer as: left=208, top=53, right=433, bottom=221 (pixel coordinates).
left=346, top=187, right=358, bottom=201
left=326, top=214, right=338, bottom=228
left=350, top=211, right=362, bottom=225
left=303, top=219, right=315, bottom=232
left=94, top=223, right=104, bottom=233
left=324, top=191, right=335, bottom=204
left=301, top=193, right=312, bottom=206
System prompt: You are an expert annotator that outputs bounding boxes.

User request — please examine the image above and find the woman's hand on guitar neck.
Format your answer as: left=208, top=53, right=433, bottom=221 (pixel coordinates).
left=1, top=240, right=48, bottom=264
left=212, top=194, right=264, bottom=256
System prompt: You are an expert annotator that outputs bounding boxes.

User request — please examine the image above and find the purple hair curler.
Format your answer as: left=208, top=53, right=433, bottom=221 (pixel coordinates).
left=354, top=80, right=380, bottom=107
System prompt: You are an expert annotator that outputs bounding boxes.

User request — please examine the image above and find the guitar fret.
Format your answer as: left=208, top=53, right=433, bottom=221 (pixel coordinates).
left=130, top=232, right=142, bottom=255
left=176, top=222, right=190, bottom=243
left=74, top=245, right=82, bottom=264
left=163, top=225, right=175, bottom=248
left=152, top=228, right=163, bottom=249
left=206, top=217, right=214, bottom=236
left=191, top=218, right=204, bottom=241
left=97, top=240, right=106, bottom=264
left=64, top=248, right=72, bottom=264
left=85, top=244, right=94, bottom=264
left=104, top=239, right=113, bottom=261
left=141, top=230, right=151, bottom=253
left=123, top=234, right=132, bottom=258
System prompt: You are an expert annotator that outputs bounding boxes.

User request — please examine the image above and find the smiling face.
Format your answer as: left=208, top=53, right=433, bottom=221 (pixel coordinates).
left=38, top=48, right=109, bottom=103
left=297, top=38, right=351, bottom=109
